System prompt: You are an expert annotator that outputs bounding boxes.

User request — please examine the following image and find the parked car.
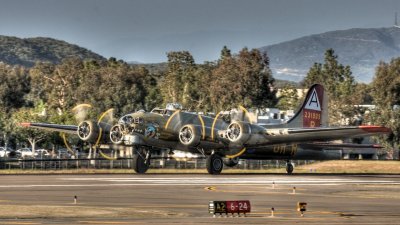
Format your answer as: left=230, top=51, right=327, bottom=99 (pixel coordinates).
left=56, top=148, right=72, bottom=159
left=0, top=147, right=21, bottom=159
left=16, top=148, right=38, bottom=158
left=8, top=150, right=21, bottom=159
left=36, top=149, right=51, bottom=158
left=0, top=147, right=12, bottom=157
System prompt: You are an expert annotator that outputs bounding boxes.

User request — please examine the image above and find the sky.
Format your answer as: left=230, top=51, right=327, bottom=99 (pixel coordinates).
left=1, top=0, right=399, bottom=63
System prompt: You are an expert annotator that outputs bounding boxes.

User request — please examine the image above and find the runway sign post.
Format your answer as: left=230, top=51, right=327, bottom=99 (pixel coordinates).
left=297, top=202, right=307, bottom=217
left=209, top=200, right=251, bottom=217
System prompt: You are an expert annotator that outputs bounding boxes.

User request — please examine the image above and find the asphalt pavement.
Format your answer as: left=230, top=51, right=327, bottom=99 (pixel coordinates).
left=0, top=174, right=399, bottom=224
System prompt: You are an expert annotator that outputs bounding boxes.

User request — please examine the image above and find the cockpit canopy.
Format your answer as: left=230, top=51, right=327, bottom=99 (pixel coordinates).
left=119, top=114, right=143, bottom=125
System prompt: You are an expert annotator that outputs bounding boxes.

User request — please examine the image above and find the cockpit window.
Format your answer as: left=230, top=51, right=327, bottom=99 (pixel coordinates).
left=151, top=108, right=164, bottom=114
left=164, top=110, right=174, bottom=116
left=120, top=115, right=133, bottom=124
left=134, top=117, right=144, bottom=124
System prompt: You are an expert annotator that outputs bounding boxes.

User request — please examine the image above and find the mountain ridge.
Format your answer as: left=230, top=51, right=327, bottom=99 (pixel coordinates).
left=259, top=27, right=400, bottom=83
left=0, top=35, right=105, bottom=67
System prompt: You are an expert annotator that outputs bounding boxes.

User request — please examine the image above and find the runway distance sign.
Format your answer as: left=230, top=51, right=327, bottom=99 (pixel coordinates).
left=226, top=200, right=251, bottom=213
left=209, top=200, right=251, bottom=216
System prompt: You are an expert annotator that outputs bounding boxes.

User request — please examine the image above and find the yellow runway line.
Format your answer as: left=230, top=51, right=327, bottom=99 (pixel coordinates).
left=3, top=223, right=41, bottom=225
left=79, top=221, right=138, bottom=224
left=137, top=204, right=204, bottom=208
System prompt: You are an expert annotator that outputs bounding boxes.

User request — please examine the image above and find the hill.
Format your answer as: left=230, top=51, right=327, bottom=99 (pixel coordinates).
left=260, top=27, right=400, bottom=83
left=0, top=36, right=105, bottom=67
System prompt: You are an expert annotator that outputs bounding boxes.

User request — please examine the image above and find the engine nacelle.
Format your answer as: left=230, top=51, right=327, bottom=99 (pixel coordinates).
left=77, top=120, right=100, bottom=143
left=178, top=124, right=201, bottom=147
left=110, top=124, right=123, bottom=144
left=226, top=121, right=251, bottom=146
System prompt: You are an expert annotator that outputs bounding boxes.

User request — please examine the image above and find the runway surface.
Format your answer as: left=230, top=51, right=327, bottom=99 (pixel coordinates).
left=0, top=174, right=399, bottom=224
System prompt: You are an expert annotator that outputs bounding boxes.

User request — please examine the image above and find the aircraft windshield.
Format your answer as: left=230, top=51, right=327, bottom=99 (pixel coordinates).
left=151, top=108, right=175, bottom=116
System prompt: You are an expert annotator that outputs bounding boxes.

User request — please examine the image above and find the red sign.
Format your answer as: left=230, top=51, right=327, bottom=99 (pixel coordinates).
left=226, top=200, right=251, bottom=213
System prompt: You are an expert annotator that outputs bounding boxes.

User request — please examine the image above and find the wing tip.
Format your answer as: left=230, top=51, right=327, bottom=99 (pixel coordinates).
left=359, top=125, right=391, bottom=133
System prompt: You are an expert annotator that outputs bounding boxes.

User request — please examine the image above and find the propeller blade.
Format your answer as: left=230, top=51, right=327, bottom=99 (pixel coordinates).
left=229, top=105, right=257, bottom=124
left=99, top=150, right=117, bottom=160
left=61, top=133, right=76, bottom=157
left=97, top=108, right=115, bottom=129
left=97, top=108, right=117, bottom=160
left=72, top=104, right=93, bottom=124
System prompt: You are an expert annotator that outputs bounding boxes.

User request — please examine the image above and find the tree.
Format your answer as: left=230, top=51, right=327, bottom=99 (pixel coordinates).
left=12, top=106, right=50, bottom=153
left=302, top=49, right=356, bottom=125
left=370, top=59, right=400, bottom=155
left=29, top=58, right=84, bottom=114
left=160, top=51, right=198, bottom=110
left=210, top=47, right=240, bottom=111
left=0, top=63, right=31, bottom=149
left=80, top=59, right=147, bottom=114
left=248, top=51, right=277, bottom=108
left=191, top=62, right=216, bottom=112
left=220, top=45, right=232, bottom=61
left=276, top=84, right=299, bottom=110
left=210, top=47, right=277, bottom=112
left=0, top=63, right=30, bottom=112
left=0, top=108, right=13, bottom=149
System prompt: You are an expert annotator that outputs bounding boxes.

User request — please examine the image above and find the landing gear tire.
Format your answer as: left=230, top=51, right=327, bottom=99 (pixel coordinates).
left=206, top=154, right=223, bottom=175
left=133, top=148, right=151, bottom=174
left=286, top=162, right=294, bottom=174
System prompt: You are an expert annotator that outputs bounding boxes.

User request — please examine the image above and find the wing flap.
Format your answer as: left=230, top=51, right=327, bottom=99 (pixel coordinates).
left=20, top=122, right=78, bottom=135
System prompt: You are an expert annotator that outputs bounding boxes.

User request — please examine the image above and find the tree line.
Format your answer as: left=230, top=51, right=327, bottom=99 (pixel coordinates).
left=0, top=46, right=399, bottom=153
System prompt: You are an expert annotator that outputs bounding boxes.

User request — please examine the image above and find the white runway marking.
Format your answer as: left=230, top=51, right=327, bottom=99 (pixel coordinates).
left=60, top=177, right=399, bottom=185
left=0, top=176, right=399, bottom=188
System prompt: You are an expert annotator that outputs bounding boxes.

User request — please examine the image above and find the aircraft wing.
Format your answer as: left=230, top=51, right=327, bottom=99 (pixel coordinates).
left=263, top=125, right=391, bottom=145
left=19, top=122, right=78, bottom=135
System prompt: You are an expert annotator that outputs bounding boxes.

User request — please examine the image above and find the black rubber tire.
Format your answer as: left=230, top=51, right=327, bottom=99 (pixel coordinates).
left=286, top=163, right=294, bottom=174
left=133, top=153, right=149, bottom=174
left=206, top=154, right=223, bottom=175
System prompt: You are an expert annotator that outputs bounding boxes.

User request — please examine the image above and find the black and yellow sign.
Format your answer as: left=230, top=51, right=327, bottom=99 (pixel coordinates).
left=297, top=202, right=307, bottom=212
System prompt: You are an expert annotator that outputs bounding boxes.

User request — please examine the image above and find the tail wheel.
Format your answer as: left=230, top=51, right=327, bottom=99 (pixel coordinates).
left=286, top=162, right=294, bottom=174
left=206, top=154, right=223, bottom=175
left=133, top=148, right=151, bottom=174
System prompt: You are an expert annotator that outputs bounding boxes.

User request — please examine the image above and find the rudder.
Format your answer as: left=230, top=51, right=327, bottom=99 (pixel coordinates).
left=284, top=84, right=328, bottom=128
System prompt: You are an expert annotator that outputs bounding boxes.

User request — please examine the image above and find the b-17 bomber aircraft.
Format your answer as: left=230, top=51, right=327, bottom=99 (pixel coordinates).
left=21, top=84, right=391, bottom=174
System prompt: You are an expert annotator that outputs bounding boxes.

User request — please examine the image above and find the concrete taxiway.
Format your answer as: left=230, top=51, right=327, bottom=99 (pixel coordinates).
left=0, top=174, right=399, bottom=224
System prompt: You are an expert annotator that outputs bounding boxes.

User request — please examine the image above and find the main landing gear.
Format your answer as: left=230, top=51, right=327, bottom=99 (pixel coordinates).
left=286, top=160, right=294, bottom=174
left=206, top=154, right=223, bottom=175
left=133, top=147, right=151, bottom=174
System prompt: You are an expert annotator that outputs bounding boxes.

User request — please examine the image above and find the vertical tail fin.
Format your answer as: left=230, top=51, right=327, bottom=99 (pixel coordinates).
left=285, top=84, right=328, bottom=128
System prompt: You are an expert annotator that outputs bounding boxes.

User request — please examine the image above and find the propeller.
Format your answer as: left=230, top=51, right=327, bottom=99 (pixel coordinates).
left=61, top=104, right=95, bottom=157
left=219, top=105, right=256, bottom=160
left=96, top=108, right=118, bottom=160
left=62, top=104, right=118, bottom=160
